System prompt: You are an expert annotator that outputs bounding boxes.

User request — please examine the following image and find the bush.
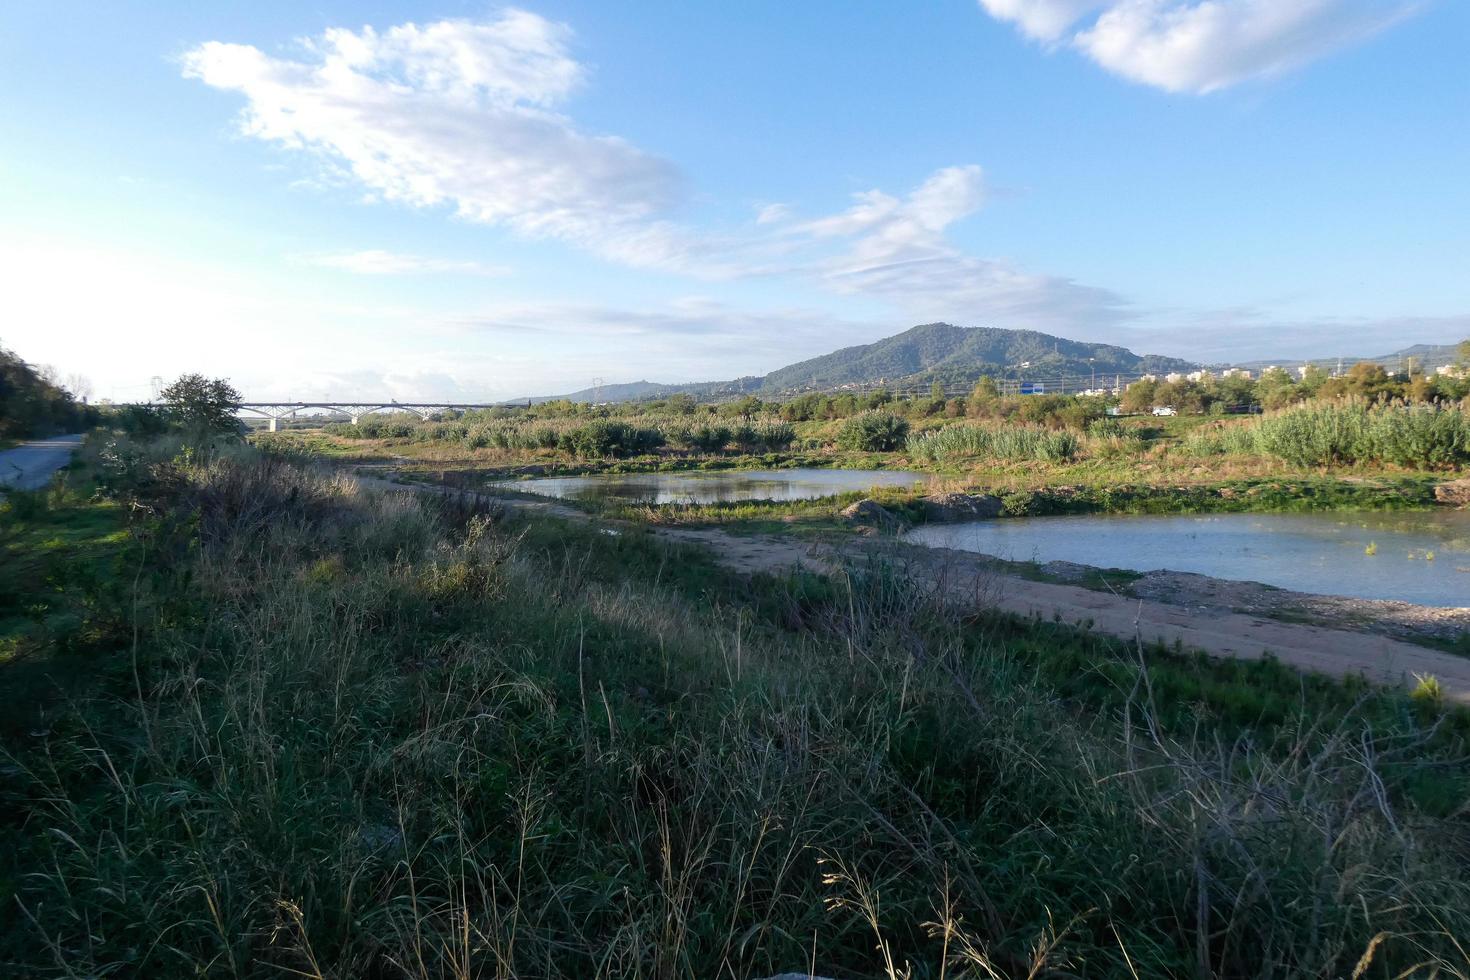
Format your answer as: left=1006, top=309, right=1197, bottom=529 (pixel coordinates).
left=682, top=423, right=733, bottom=452
left=837, top=411, right=909, bottom=452
left=559, top=421, right=664, bottom=458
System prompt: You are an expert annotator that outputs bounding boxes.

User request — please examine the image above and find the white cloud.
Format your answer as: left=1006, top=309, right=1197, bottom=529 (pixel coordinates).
left=786, top=166, right=1132, bottom=330
left=979, top=0, right=1109, bottom=41
left=979, top=0, right=1421, bottom=93
left=304, top=249, right=509, bottom=276
left=182, top=12, right=687, bottom=266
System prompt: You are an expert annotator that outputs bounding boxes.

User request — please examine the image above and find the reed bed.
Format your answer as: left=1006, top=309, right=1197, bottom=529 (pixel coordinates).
left=1188, top=399, right=1470, bottom=467
left=906, top=422, right=1080, bottom=463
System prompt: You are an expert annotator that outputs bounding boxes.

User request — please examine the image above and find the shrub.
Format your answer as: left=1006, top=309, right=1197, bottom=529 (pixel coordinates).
left=675, top=424, right=733, bottom=452
left=559, top=420, right=664, bottom=458
left=837, top=411, right=909, bottom=452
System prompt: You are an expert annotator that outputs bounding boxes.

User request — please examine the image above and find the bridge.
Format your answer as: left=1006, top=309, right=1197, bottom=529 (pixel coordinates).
left=233, top=402, right=505, bottom=431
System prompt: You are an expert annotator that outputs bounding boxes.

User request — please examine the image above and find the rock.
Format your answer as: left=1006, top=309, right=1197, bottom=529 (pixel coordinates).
left=1434, top=479, right=1470, bottom=508
left=840, top=498, right=897, bottom=529
left=920, top=491, right=1003, bottom=522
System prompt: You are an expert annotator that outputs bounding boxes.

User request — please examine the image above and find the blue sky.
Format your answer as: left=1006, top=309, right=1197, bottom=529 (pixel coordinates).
left=2, top=1, right=1467, bottom=401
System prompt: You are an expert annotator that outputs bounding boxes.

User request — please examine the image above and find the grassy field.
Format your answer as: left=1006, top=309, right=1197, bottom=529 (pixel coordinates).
left=1, top=432, right=1468, bottom=977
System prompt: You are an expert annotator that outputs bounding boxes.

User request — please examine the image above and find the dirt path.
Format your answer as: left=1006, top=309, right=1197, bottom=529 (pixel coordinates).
left=356, top=472, right=1470, bottom=703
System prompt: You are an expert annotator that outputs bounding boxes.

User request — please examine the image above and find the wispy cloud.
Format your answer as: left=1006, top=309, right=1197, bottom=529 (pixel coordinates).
left=303, top=250, right=509, bottom=276
left=978, top=0, right=1422, bottom=93
left=772, top=165, right=1132, bottom=330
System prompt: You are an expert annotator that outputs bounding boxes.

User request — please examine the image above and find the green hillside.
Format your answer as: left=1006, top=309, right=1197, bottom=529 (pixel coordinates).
left=757, top=323, right=1195, bottom=392
left=525, top=323, right=1198, bottom=403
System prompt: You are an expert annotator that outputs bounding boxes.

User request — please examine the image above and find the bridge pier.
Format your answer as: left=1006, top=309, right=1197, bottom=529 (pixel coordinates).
left=349, top=414, right=359, bottom=426
left=268, top=417, right=278, bottom=433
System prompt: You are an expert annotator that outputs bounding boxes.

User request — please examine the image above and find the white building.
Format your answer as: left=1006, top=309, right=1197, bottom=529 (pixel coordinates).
left=1220, top=368, right=1253, bottom=380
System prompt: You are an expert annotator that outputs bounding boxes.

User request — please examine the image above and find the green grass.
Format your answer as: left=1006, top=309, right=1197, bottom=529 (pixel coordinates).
left=4, top=436, right=1467, bottom=977
left=0, top=478, right=135, bottom=739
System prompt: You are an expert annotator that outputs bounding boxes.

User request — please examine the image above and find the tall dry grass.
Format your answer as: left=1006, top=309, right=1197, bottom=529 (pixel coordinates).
left=3, top=440, right=1468, bottom=977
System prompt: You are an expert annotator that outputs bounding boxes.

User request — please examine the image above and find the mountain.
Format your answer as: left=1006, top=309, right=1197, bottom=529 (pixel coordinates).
left=516, top=323, right=1200, bottom=403
left=758, top=323, right=1195, bottom=393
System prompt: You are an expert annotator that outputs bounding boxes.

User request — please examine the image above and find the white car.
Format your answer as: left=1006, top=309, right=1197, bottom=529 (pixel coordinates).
left=1151, top=406, right=1178, bottom=417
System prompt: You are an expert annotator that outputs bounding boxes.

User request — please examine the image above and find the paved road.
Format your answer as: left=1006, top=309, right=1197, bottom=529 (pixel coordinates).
left=0, top=434, right=84, bottom=491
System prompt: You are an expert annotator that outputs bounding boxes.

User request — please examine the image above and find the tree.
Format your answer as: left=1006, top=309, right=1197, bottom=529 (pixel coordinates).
left=1458, top=338, right=1470, bottom=368
left=1119, top=379, right=1158, bottom=414
left=64, top=373, right=93, bottom=403
left=160, top=374, right=242, bottom=434
left=1255, top=367, right=1298, bottom=410
left=718, top=395, right=763, bottom=420
left=966, top=376, right=1000, bottom=418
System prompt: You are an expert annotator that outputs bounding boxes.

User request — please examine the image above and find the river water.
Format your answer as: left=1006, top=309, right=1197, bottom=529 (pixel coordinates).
left=905, top=511, right=1470, bottom=607
left=492, top=468, right=930, bottom=505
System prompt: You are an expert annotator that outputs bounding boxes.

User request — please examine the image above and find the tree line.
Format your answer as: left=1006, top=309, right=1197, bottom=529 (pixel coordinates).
left=0, top=344, right=98, bottom=439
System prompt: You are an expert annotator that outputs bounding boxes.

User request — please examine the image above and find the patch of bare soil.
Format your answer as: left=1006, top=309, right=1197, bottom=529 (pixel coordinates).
left=1128, top=569, right=1470, bottom=648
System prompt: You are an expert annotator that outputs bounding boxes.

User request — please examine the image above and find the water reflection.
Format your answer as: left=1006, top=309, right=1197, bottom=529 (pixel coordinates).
left=492, top=468, right=930, bottom=505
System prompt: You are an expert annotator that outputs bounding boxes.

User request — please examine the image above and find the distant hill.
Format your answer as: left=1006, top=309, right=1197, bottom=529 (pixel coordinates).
left=517, top=323, right=1198, bottom=403
left=522, top=380, right=681, bottom=405
left=1231, top=343, right=1462, bottom=375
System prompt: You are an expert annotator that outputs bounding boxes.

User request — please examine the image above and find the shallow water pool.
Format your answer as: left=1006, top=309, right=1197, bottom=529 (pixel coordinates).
left=904, top=511, right=1470, bottom=607
left=492, top=468, right=930, bottom=506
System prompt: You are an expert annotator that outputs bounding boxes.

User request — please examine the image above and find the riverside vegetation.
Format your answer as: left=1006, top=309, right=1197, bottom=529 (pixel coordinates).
left=278, top=372, right=1470, bottom=527
left=3, top=427, right=1470, bottom=978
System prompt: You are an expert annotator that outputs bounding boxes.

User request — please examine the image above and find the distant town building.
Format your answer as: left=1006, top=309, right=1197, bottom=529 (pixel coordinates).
left=1220, top=368, right=1252, bottom=380
left=1164, top=372, right=1185, bottom=383
left=1186, top=369, right=1212, bottom=382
